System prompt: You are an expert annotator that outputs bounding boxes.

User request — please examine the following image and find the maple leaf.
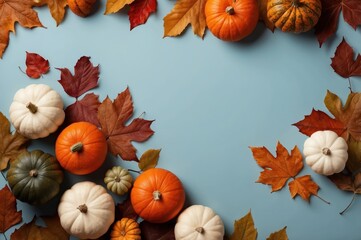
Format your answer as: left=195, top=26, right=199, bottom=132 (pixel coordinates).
left=0, top=185, right=22, bottom=233
left=324, top=90, right=361, bottom=141
left=65, top=93, right=101, bottom=126
left=0, top=0, right=44, bottom=58
left=266, top=227, right=288, bottom=240
left=129, top=0, right=157, bottom=30
left=331, top=38, right=361, bottom=79
left=140, top=220, right=176, bottom=240
left=97, top=87, right=154, bottom=161
left=230, top=211, right=257, bottom=240
left=41, top=215, right=69, bottom=240
left=138, top=149, right=161, bottom=171
left=163, top=0, right=207, bottom=38
left=115, top=198, right=138, bottom=221
left=105, top=0, right=135, bottom=14
left=10, top=217, right=58, bottom=240
left=257, top=0, right=275, bottom=32
left=293, top=109, right=346, bottom=137
left=24, top=52, right=50, bottom=79
left=288, top=175, right=319, bottom=201
left=32, top=0, right=67, bottom=26
left=315, top=0, right=361, bottom=46
left=0, top=112, right=29, bottom=171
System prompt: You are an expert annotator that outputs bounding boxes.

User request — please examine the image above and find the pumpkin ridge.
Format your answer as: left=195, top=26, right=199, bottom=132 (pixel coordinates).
left=275, top=6, right=293, bottom=29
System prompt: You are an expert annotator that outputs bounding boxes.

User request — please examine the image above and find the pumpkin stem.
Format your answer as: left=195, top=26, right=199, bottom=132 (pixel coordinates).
left=26, top=102, right=38, bottom=114
left=77, top=204, right=88, bottom=213
left=322, top=147, right=331, bottom=155
left=153, top=190, right=162, bottom=200
left=292, top=0, right=300, bottom=7
left=29, top=169, right=38, bottom=177
left=195, top=227, right=204, bottom=233
left=114, top=176, right=121, bottom=182
left=120, top=230, right=126, bottom=236
left=71, top=142, right=83, bottom=153
left=225, top=6, right=235, bottom=15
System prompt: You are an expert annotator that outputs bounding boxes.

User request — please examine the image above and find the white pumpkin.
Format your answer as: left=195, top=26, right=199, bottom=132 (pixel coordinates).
left=58, top=181, right=115, bottom=239
left=104, top=166, right=133, bottom=195
left=175, top=205, right=224, bottom=240
left=303, top=130, right=348, bottom=176
left=9, top=84, right=65, bottom=139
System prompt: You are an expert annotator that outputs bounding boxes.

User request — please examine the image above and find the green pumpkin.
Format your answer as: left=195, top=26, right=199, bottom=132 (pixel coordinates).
left=7, top=150, right=64, bottom=205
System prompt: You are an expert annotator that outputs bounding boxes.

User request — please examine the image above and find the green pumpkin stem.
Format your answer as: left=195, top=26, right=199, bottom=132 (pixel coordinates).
left=77, top=204, right=88, bottom=213
left=70, top=142, right=83, bottom=153
left=29, top=169, right=38, bottom=177
left=153, top=190, right=162, bottom=200
left=225, top=6, right=235, bottom=15
left=322, top=147, right=331, bottom=155
left=26, top=102, right=38, bottom=114
left=195, top=227, right=204, bottom=233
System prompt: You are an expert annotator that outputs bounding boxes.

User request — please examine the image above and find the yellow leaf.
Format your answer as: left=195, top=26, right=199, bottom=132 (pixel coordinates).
left=266, top=226, right=288, bottom=240
left=138, top=149, right=161, bottom=171
left=230, top=211, right=257, bottom=240
left=105, top=0, right=136, bottom=14
left=33, top=0, right=67, bottom=26
left=163, top=0, right=207, bottom=38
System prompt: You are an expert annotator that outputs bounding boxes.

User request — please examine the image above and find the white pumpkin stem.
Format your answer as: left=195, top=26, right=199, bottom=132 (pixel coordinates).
left=71, top=142, right=83, bottom=152
left=195, top=227, right=204, bottom=233
left=225, top=6, right=235, bottom=15
left=29, top=169, right=38, bottom=177
left=77, top=204, right=88, bottom=213
left=26, top=102, right=38, bottom=114
left=322, top=147, right=331, bottom=155
left=153, top=190, right=162, bottom=200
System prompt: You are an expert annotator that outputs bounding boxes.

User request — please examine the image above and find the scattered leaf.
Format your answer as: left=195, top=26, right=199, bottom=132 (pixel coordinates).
left=0, top=185, right=22, bottom=233
left=257, top=0, right=275, bottom=31
left=229, top=211, right=257, bottom=240
left=315, top=0, right=361, bottom=46
left=330, top=38, right=361, bottom=79
left=32, top=0, right=67, bottom=26
left=105, top=0, right=135, bottom=14
left=163, top=0, right=207, bottom=38
left=10, top=217, right=56, bottom=240
left=0, top=112, right=29, bottom=171
left=266, top=226, right=288, bottom=240
left=97, top=88, right=154, bottom=161
left=24, top=52, right=50, bottom=79
left=292, top=109, right=346, bottom=137
left=129, top=0, right=157, bottom=30
left=345, top=137, right=361, bottom=174
left=138, top=149, right=161, bottom=171
left=0, top=0, right=44, bottom=58
left=41, top=215, right=69, bottom=240
left=140, top=220, right=176, bottom=240
left=288, top=175, right=319, bottom=202
left=115, top=198, right=138, bottom=221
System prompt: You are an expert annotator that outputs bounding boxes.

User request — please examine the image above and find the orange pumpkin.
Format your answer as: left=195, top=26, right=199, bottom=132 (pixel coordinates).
left=110, top=218, right=141, bottom=240
left=205, top=0, right=259, bottom=41
left=67, top=0, right=98, bottom=17
left=267, top=0, right=322, bottom=33
left=55, top=121, right=107, bottom=175
left=130, top=168, right=185, bottom=223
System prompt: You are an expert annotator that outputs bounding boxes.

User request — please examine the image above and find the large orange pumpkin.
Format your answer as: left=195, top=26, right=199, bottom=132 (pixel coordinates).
left=267, top=0, right=322, bottom=33
left=55, top=121, right=108, bottom=175
left=130, top=168, right=185, bottom=223
left=205, top=0, right=259, bottom=41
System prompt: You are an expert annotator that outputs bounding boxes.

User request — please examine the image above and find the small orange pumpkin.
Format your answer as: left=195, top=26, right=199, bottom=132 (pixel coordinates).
left=130, top=168, right=185, bottom=223
left=55, top=121, right=107, bottom=175
left=110, top=218, right=141, bottom=240
left=267, top=0, right=322, bottom=33
left=67, top=0, right=98, bottom=17
left=205, top=0, right=259, bottom=41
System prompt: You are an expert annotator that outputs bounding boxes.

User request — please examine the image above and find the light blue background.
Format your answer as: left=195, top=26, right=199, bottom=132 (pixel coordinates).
left=1, top=2, right=361, bottom=239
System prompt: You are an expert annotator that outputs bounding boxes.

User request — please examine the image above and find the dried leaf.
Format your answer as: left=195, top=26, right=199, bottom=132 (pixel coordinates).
left=0, top=185, right=22, bottom=233
left=229, top=211, right=257, bottom=240
left=258, top=0, right=275, bottom=31
left=41, top=215, right=69, bottom=240
left=331, top=38, right=361, bottom=79
left=0, top=0, right=43, bottom=58
left=315, top=0, right=361, bottom=46
left=97, top=88, right=154, bottom=161
left=10, top=217, right=57, bottom=240
left=32, top=0, right=67, bottom=25
left=105, top=0, right=135, bottom=14
left=0, top=112, right=29, bottom=171
left=129, top=0, right=157, bottom=30
left=293, top=109, right=346, bottom=137
left=25, top=52, right=50, bottom=79
left=115, top=198, right=138, bottom=221
left=344, top=137, right=361, bottom=174
left=163, top=0, right=207, bottom=38
left=138, top=149, right=161, bottom=171
left=140, top=220, right=176, bottom=240
left=266, top=227, right=288, bottom=240
left=288, top=175, right=319, bottom=202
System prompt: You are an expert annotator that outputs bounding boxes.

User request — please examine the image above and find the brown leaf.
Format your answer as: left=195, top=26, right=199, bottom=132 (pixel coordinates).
left=258, top=0, right=275, bottom=31
left=32, top=0, right=67, bottom=26
left=138, top=149, right=161, bottom=171
left=0, top=112, right=29, bottom=171
left=0, top=0, right=43, bottom=58
left=163, top=0, right=207, bottom=38
left=293, top=109, right=346, bottom=137
left=11, top=217, right=58, bottom=240
left=25, top=52, right=50, bottom=79
left=288, top=175, right=319, bottom=202
left=105, top=0, right=135, bottom=14
left=0, top=185, right=22, bottom=233
left=140, top=220, right=176, bottom=240
left=229, top=211, right=257, bottom=240
left=266, top=227, right=288, bottom=240
left=345, top=137, right=361, bottom=174
left=324, top=90, right=361, bottom=141
left=42, top=215, right=70, bottom=240
left=115, top=198, right=138, bottom=221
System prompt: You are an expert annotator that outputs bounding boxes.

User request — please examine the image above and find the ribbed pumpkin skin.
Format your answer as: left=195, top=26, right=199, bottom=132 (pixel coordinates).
left=110, top=218, right=141, bottom=240
left=67, top=0, right=97, bottom=17
left=55, top=121, right=108, bottom=175
left=7, top=150, right=64, bottom=205
left=267, top=0, right=322, bottom=33
left=205, top=0, right=259, bottom=41
left=104, top=166, right=133, bottom=195
left=130, top=168, right=185, bottom=223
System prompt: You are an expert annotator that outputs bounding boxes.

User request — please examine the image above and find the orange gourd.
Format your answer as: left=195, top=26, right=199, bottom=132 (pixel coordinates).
left=67, top=0, right=98, bottom=17
left=205, top=0, right=259, bottom=41
left=55, top=121, right=108, bottom=175
left=267, top=0, right=322, bottom=33
left=110, top=218, right=141, bottom=240
left=130, top=168, right=185, bottom=223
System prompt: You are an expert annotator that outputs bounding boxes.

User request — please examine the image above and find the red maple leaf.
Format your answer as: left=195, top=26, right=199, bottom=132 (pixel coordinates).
left=129, top=0, right=157, bottom=30
left=97, top=87, right=154, bottom=161
left=331, top=38, right=361, bottom=78
left=315, top=0, right=361, bottom=46
left=293, top=109, right=346, bottom=137
left=25, top=52, right=50, bottom=79
left=0, top=185, right=22, bottom=233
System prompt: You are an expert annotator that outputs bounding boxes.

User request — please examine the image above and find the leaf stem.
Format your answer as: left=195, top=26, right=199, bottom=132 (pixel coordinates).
left=137, top=111, right=145, bottom=119
left=128, top=169, right=141, bottom=174
left=340, top=193, right=356, bottom=215
left=348, top=78, right=353, bottom=93
left=316, top=194, right=331, bottom=205
left=2, top=232, right=8, bottom=240
left=1, top=171, right=7, bottom=181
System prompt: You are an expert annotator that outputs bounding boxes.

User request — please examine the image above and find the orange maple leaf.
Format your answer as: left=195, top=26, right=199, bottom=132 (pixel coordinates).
left=0, top=0, right=43, bottom=58
left=33, top=0, right=67, bottom=26
left=250, top=142, right=324, bottom=202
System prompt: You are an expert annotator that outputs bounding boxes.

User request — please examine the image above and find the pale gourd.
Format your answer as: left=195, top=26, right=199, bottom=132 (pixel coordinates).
left=9, top=84, right=65, bottom=139
left=174, top=205, right=225, bottom=240
left=303, top=130, right=348, bottom=176
left=104, top=166, right=133, bottom=195
left=58, top=181, right=115, bottom=239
